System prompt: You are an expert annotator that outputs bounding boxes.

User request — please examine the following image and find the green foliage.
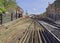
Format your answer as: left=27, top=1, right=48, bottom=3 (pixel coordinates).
left=0, top=0, right=3, bottom=5
left=0, top=2, right=2, bottom=5
left=0, top=7, right=6, bottom=13
left=0, top=0, right=17, bottom=13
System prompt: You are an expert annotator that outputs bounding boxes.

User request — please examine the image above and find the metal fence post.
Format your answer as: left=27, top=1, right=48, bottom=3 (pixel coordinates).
left=11, top=13, right=13, bottom=21
left=0, top=13, right=2, bottom=24
left=16, top=10, right=18, bottom=19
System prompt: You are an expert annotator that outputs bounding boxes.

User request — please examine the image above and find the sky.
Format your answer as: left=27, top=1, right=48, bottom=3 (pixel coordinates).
left=16, top=0, right=55, bottom=14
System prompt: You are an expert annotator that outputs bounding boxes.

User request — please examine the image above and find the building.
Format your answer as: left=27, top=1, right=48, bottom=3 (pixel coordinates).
left=46, top=3, right=56, bottom=20
left=54, top=0, right=60, bottom=20
left=16, top=6, right=24, bottom=18
left=46, top=0, right=60, bottom=21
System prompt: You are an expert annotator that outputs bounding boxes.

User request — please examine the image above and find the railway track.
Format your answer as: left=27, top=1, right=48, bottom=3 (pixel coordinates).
left=17, top=20, right=60, bottom=43
left=42, top=18, right=60, bottom=28
left=37, top=21, right=60, bottom=43
left=0, top=18, right=60, bottom=43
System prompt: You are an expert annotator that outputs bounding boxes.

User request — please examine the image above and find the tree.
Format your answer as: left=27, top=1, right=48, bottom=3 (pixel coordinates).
left=0, top=0, right=17, bottom=13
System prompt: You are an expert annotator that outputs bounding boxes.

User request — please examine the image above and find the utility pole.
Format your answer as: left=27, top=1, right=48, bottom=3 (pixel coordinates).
left=26, top=10, right=28, bottom=15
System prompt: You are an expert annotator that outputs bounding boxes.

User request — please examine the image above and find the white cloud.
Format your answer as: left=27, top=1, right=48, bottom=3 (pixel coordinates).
left=33, top=8, right=37, bottom=11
